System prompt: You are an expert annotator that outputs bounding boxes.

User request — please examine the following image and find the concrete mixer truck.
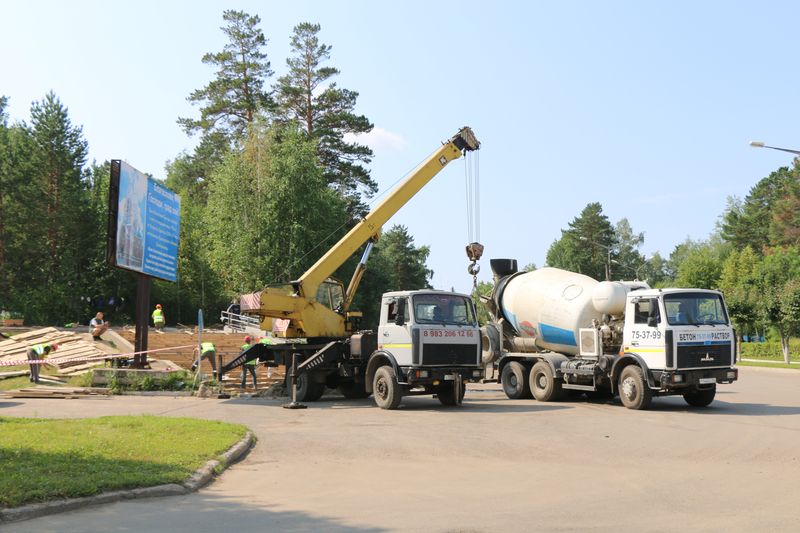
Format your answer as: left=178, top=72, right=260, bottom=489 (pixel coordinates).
left=480, top=259, right=738, bottom=410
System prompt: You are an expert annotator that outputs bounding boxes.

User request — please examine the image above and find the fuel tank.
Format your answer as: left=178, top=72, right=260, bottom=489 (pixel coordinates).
left=497, top=267, right=647, bottom=356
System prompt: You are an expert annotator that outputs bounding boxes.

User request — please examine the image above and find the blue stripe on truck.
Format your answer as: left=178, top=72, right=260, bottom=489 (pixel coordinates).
left=539, top=323, right=577, bottom=347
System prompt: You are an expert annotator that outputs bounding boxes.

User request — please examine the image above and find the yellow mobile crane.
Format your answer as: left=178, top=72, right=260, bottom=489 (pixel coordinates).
left=222, top=127, right=483, bottom=408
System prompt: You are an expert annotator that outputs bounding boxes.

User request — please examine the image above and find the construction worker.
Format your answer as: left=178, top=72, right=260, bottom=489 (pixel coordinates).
left=90, top=311, right=109, bottom=340
left=27, top=343, right=58, bottom=383
left=240, top=335, right=257, bottom=389
left=191, top=341, right=217, bottom=377
left=152, top=304, right=165, bottom=331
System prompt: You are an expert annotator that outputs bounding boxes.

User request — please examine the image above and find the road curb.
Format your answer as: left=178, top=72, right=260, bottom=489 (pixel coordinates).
left=0, top=430, right=255, bottom=524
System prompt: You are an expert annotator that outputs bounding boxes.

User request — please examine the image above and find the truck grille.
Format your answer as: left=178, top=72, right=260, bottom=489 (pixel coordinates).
left=422, top=344, right=478, bottom=366
left=676, top=343, right=731, bottom=368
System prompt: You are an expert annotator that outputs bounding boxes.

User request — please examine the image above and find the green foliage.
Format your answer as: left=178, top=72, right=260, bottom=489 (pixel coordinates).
left=546, top=202, right=618, bottom=281
left=719, top=246, right=761, bottom=333
left=352, top=225, right=433, bottom=329
left=739, top=338, right=800, bottom=361
left=204, top=123, right=349, bottom=292
left=0, top=415, right=247, bottom=507
left=756, top=247, right=800, bottom=362
left=275, top=22, right=376, bottom=214
left=612, top=218, right=646, bottom=280
left=671, top=235, right=730, bottom=289
left=721, top=163, right=799, bottom=252
left=471, top=280, right=494, bottom=325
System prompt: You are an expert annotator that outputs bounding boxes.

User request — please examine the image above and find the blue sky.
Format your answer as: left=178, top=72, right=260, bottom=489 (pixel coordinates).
left=4, top=0, right=800, bottom=294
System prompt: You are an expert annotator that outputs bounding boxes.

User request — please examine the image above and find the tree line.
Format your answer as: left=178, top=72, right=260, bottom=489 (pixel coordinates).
left=0, top=11, right=431, bottom=330
left=500, top=169, right=800, bottom=362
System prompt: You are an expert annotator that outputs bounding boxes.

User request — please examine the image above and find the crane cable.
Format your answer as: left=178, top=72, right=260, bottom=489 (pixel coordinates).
left=464, top=150, right=483, bottom=290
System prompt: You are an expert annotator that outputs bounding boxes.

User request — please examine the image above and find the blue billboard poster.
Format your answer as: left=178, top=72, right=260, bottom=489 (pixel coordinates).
left=108, top=160, right=181, bottom=282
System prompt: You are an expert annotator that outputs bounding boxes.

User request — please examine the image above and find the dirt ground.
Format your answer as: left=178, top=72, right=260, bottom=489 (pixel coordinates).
left=2, top=366, right=799, bottom=532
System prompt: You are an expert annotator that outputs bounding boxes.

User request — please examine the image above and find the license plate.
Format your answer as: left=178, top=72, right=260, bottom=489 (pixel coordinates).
left=699, top=377, right=716, bottom=384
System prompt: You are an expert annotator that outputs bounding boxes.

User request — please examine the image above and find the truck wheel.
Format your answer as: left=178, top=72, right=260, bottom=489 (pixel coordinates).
left=618, top=365, right=652, bottom=410
left=683, top=385, right=716, bottom=407
left=436, top=381, right=466, bottom=406
left=501, top=361, right=531, bottom=399
left=530, top=361, right=565, bottom=402
left=373, top=366, right=402, bottom=410
left=286, top=372, right=325, bottom=402
left=338, top=381, right=370, bottom=399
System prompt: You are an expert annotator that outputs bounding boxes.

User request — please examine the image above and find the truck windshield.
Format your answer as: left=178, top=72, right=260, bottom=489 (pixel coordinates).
left=664, top=292, right=729, bottom=326
left=413, top=294, right=476, bottom=326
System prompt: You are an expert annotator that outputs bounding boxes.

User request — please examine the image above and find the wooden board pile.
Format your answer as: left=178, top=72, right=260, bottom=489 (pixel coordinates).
left=0, top=327, right=108, bottom=374
left=1, top=386, right=111, bottom=399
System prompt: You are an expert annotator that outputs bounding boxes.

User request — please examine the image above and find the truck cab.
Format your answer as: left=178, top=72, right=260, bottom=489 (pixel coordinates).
left=616, top=288, right=738, bottom=407
left=364, top=290, right=484, bottom=409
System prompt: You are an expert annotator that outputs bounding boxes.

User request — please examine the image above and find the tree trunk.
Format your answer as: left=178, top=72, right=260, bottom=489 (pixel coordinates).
left=781, top=335, right=790, bottom=364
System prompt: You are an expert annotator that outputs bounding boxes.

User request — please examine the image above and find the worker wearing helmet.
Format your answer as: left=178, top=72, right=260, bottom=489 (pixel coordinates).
left=240, top=335, right=258, bottom=390
left=152, top=304, right=165, bottom=331
left=191, top=341, right=217, bottom=378
left=27, top=343, right=58, bottom=383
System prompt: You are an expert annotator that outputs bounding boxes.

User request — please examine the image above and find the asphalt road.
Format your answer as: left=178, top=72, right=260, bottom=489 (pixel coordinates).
left=2, top=366, right=799, bottom=532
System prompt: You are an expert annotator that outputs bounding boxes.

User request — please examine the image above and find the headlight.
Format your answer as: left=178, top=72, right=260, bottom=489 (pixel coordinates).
left=727, top=370, right=737, bottom=380
left=472, top=370, right=482, bottom=377
left=671, top=374, right=684, bottom=383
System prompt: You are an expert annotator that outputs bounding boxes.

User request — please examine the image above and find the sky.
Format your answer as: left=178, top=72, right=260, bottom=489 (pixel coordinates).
left=4, top=0, right=800, bottom=295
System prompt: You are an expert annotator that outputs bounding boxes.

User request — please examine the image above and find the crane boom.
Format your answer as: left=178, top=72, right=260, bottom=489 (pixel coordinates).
left=255, top=126, right=480, bottom=338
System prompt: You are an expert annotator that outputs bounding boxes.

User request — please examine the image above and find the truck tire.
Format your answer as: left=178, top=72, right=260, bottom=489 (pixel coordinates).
left=683, top=385, right=716, bottom=407
left=436, top=381, right=466, bottom=406
left=286, top=372, right=325, bottom=402
left=618, top=365, right=652, bottom=410
left=501, top=361, right=531, bottom=399
left=338, top=381, right=370, bottom=399
left=530, top=361, right=565, bottom=402
left=373, top=365, right=402, bottom=410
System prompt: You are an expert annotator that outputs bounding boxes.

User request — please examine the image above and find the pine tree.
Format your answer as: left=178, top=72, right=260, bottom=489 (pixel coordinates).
left=274, top=22, right=376, bottom=213
left=178, top=10, right=273, bottom=143
left=24, top=92, right=90, bottom=322
left=546, top=202, right=616, bottom=280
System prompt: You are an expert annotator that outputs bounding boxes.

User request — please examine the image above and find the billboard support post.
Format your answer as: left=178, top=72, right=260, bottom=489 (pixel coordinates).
left=134, top=274, right=152, bottom=367
left=107, top=160, right=181, bottom=369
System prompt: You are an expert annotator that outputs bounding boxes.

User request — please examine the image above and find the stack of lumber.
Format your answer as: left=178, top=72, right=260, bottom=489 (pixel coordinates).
left=1, top=386, right=111, bottom=399
left=0, top=327, right=107, bottom=373
left=119, top=330, right=286, bottom=389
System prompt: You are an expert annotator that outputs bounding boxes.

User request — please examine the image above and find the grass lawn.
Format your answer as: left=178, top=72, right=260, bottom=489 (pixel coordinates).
left=0, top=415, right=248, bottom=508
left=737, top=360, right=800, bottom=370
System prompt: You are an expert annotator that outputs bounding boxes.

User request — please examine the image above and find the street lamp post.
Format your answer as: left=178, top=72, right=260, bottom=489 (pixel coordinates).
left=749, top=141, right=800, bottom=156
left=578, top=236, right=613, bottom=281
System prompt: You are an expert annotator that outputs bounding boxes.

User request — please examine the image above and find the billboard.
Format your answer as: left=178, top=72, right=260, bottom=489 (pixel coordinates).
left=107, top=160, right=181, bottom=282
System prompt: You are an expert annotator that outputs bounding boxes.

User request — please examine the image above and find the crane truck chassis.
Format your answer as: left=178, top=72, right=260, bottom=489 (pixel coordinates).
left=481, top=259, right=738, bottom=410
left=220, top=127, right=484, bottom=409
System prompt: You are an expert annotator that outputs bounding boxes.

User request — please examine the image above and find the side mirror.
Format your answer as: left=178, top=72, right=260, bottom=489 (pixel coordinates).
left=394, top=299, right=406, bottom=326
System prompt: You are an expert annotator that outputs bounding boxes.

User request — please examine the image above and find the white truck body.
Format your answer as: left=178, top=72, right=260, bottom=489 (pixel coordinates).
left=483, top=261, right=738, bottom=410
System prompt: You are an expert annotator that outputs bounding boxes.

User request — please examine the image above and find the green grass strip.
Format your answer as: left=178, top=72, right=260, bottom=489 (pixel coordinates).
left=737, top=361, right=800, bottom=370
left=0, top=415, right=247, bottom=508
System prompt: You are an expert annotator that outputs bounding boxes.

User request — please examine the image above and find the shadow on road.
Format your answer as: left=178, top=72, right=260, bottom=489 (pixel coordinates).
left=0, top=401, right=24, bottom=409
left=220, top=395, right=571, bottom=413
left=645, top=398, right=800, bottom=416
left=3, top=493, right=388, bottom=533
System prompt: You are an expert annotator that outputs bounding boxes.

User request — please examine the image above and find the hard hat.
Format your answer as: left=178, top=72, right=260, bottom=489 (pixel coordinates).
left=156, top=304, right=162, bottom=309
left=50, top=344, right=59, bottom=351
left=244, top=335, right=252, bottom=342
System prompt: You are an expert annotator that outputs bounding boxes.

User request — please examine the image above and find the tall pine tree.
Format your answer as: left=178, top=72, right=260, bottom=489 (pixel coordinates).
left=274, top=22, right=376, bottom=214
left=178, top=9, right=273, bottom=144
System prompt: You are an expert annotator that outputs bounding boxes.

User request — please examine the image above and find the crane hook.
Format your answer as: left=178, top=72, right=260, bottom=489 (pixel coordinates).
left=466, top=242, right=484, bottom=290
